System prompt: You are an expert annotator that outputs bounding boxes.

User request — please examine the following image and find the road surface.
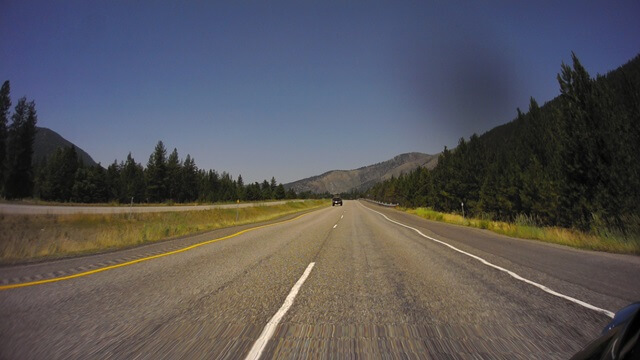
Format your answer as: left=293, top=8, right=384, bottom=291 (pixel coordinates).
left=0, top=200, right=303, bottom=215
left=1, top=200, right=638, bottom=359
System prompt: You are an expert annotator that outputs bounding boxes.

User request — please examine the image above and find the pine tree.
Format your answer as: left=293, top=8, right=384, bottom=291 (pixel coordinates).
left=236, top=174, right=245, bottom=201
left=219, top=172, right=236, bottom=201
left=275, top=183, right=286, bottom=200
left=431, top=147, right=458, bottom=212
left=416, top=167, right=434, bottom=207
left=270, top=177, right=277, bottom=193
left=145, top=141, right=168, bottom=202
left=166, top=148, right=182, bottom=201
left=261, top=179, right=272, bottom=199
left=203, top=170, right=220, bottom=202
left=71, top=165, right=107, bottom=203
left=246, top=182, right=261, bottom=200
left=61, top=146, right=80, bottom=200
left=106, top=160, right=122, bottom=202
left=0, top=81, right=10, bottom=194
left=38, top=146, right=79, bottom=201
left=90, top=165, right=108, bottom=203
left=180, top=154, right=198, bottom=202
left=557, top=53, right=601, bottom=229
left=5, top=98, right=37, bottom=199
left=121, top=153, right=145, bottom=203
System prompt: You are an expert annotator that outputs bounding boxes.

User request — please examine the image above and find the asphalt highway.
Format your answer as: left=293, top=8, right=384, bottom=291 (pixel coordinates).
left=1, top=200, right=638, bottom=359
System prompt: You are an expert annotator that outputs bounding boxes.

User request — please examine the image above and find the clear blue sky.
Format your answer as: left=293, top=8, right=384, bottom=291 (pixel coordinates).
left=1, top=1, right=639, bottom=183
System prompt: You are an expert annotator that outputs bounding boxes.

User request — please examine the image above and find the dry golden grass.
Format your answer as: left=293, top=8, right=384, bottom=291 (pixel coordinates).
left=404, top=207, right=640, bottom=255
left=0, top=200, right=329, bottom=264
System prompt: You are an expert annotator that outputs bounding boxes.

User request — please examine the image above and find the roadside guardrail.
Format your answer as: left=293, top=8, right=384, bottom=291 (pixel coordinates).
left=362, top=199, right=399, bottom=207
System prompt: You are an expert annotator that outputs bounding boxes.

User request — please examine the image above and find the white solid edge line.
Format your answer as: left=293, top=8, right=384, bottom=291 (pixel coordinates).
left=245, top=262, right=316, bottom=360
left=361, top=203, right=616, bottom=319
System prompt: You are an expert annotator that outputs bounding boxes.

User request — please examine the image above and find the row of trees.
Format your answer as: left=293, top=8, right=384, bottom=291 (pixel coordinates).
left=367, top=53, right=640, bottom=233
left=0, top=81, right=38, bottom=199
left=0, top=80, right=325, bottom=204
left=34, top=141, right=315, bottom=204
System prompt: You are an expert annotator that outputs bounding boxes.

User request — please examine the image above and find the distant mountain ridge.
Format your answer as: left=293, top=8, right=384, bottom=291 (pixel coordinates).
left=33, top=127, right=98, bottom=167
left=285, top=152, right=438, bottom=194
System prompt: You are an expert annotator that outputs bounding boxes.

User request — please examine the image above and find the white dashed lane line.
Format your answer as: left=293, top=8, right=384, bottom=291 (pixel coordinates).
left=332, top=212, right=345, bottom=229
left=245, top=262, right=316, bottom=360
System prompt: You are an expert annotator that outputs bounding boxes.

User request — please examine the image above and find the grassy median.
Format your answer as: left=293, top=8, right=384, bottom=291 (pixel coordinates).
left=0, top=200, right=329, bottom=264
left=401, top=207, right=640, bottom=255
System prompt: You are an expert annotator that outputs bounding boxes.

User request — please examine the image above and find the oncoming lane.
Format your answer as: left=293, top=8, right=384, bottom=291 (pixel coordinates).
left=0, top=204, right=342, bottom=359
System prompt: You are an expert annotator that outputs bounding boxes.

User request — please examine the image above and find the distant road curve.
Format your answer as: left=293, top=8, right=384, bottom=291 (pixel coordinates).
left=0, top=200, right=304, bottom=215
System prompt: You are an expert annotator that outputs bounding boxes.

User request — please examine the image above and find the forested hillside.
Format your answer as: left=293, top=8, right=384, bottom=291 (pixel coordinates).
left=367, top=53, right=640, bottom=234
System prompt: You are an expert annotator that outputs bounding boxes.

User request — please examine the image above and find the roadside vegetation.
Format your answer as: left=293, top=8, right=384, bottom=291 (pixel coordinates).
left=367, top=53, right=640, bottom=255
left=402, top=207, right=640, bottom=254
left=0, top=198, right=300, bottom=207
left=0, top=199, right=328, bottom=264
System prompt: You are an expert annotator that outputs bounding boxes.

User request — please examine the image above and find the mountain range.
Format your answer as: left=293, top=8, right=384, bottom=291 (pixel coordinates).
left=284, top=152, right=438, bottom=194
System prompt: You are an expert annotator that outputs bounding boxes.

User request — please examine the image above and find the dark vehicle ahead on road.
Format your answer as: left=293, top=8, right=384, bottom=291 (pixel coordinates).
left=332, top=197, right=342, bottom=206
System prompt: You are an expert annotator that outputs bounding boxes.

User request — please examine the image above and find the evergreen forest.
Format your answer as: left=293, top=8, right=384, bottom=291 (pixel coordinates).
left=367, top=53, right=640, bottom=235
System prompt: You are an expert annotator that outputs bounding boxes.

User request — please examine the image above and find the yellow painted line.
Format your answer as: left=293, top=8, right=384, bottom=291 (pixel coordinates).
left=0, top=211, right=314, bottom=291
